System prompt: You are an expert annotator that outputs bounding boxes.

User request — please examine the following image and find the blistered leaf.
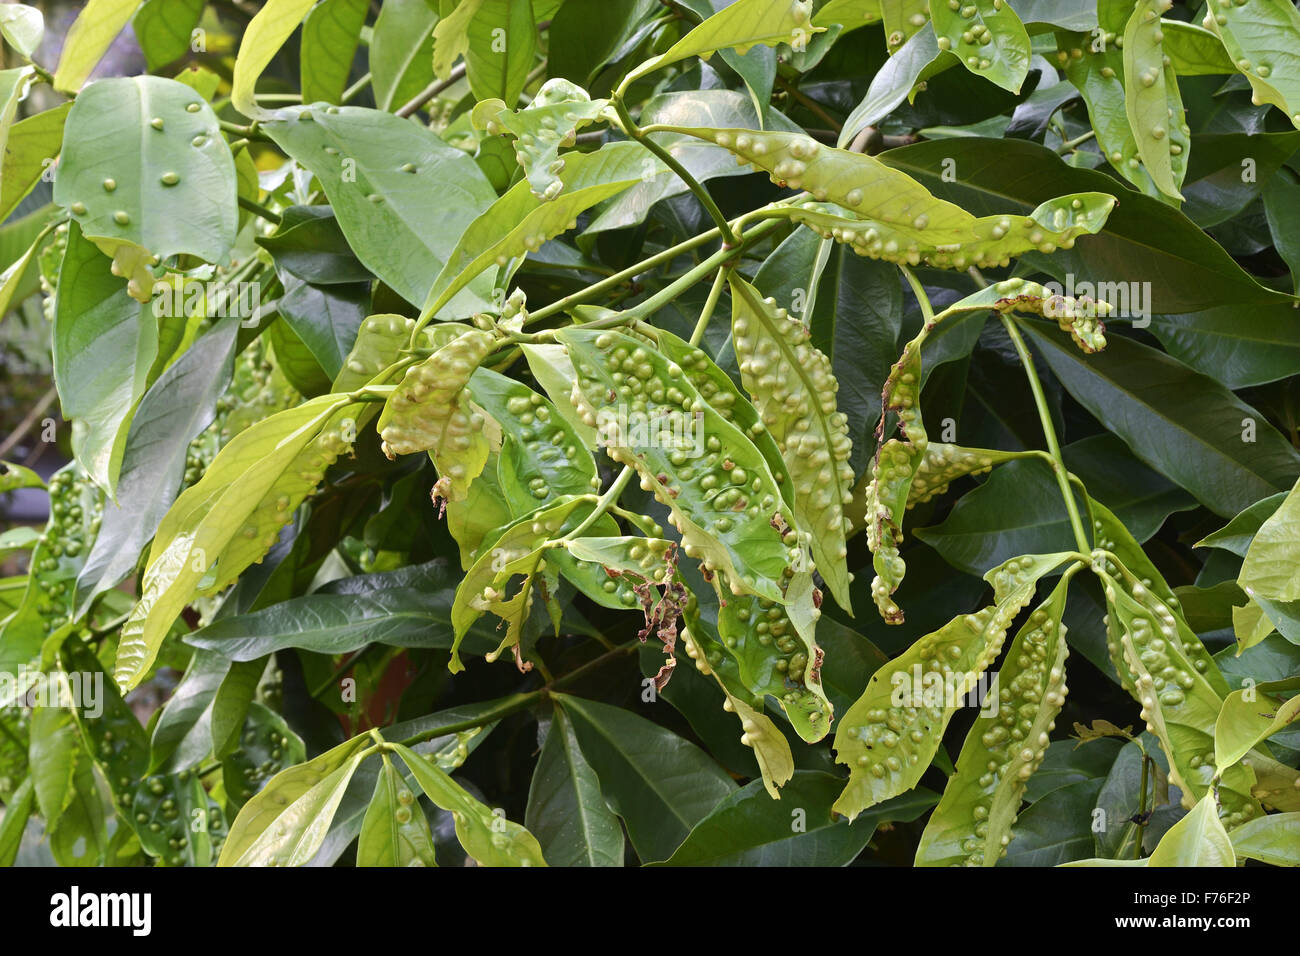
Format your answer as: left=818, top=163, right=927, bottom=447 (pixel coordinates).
left=1203, top=0, right=1300, bottom=129
left=555, top=327, right=794, bottom=603
left=472, top=79, right=610, bottom=199
left=624, top=0, right=823, bottom=86
left=730, top=277, right=854, bottom=610
left=1147, top=794, right=1235, bottom=866
left=1100, top=566, right=1263, bottom=829
left=783, top=193, right=1116, bottom=271
left=377, top=328, right=496, bottom=499
left=262, top=106, right=499, bottom=311
left=833, top=552, right=1073, bottom=819
left=389, top=742, right=547, bottom=866
left=1122, top=0, right=1183, bottom=199
left=930, top=0, right=1030, bottom=92
left=915, top=574, right=1072, bottom=866
left=357, top=754, right=439, bottom=867
left=54, top=77, right=237, bottom=266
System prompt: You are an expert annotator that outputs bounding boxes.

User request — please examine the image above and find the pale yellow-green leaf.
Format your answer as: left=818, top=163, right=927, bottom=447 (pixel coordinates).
left=1147, top=795, right=1235, bottom=867
left=1229, top=811, right=1300, bottom=866
left=220, top=735, right=374, bottom=865
left=390, top=742, right=547, bottom=866
left=1231, top=599, right=1274, bottom=655
left=432, top=0, right=482, bottom=80
left=1239, top=477, right=1300, bottom=602
left=625, top=0, right=823, bottom=87
left=231, top=0, right=318, bottom=119
left=1214, top=687, right=1300, bottom=776
left=53, top=0, right=141, bottom=93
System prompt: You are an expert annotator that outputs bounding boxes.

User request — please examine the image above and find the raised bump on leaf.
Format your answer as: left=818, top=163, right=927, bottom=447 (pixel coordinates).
left=832, top=552, right=1069, bottom=819
left=915, top=572, right=1073, bottom=866
left=730, top=277, right=854, bottom=610
left=554, top=327, right=794, bottom=603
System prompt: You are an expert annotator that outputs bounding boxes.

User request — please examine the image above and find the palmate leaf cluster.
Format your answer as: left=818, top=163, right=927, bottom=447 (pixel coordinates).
left=0, top=0, right=1297, bottom=869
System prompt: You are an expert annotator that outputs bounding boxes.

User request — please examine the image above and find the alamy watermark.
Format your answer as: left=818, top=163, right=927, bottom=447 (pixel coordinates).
left=1040, top=274, right=1151, bottom=328
left=0, top=669, right=103, bottom=717
left=595, top=405, right=705, bottom=457
left=151, top=274, right=263, bottom=325
left=891, top=666, right=1001, bottom=717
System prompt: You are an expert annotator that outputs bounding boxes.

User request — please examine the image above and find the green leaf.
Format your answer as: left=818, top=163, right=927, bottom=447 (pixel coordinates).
left=1020, top=319, right=1300, bottom=518
left=220, top=735, right=374, bottom=866
left=1147, top=794, right=1235, bottom=866
left=463, top=0, right=537, bottom=106
left=1229, top=811, right=1300, bottom=866
left=186, top=559, right=491, bottom=660
left=0, top=104, right=70, bottom=224
left=1005, top=778, right=1107, bottom=866
left=557, top=695, right=735, bottom=863
left=300, top=0, right=368, bottom=105
left=915, top=574, right=1072, bottom=866
left=548, top=0, right=659, bottom=86
left=116, top=394, right=361, bottom=690
left=1149, top=302, right=1300, bottom=390
left=0, top=227, right=46, bottom=319
left=356, top=753, right=440, bottom=866
left=54, top=76, right=237, bottom=265
left=1203, top=0, right=1300, bottom=130
left=1239, top=478, right=1300, bottom=602
left=420, top=153, right=639, bottom=319
left=230, top=0, right=317, bottom=118
left=930, top=0, right=1030, bottom=93
left=53, top=222, right=157, bottom=495
left=1182, top=132, right=1300, bottom=227
left=262, top=105, right=499, bottom=311
left=1161, top=19, right=1236, bottom=75
left=839, top=23, right=940, bottom=147
left=0, top=67, right=32, bottom=166
left=525, top=707, right=624, bottom=866
left=133, top=0, right=204, bottom=71
left=0, top=776, right=34, bottom=867
left=624, top=0, right=823, bottom=87
left=389, top=741, right=548, bottom=866
left=880, top=136, right=1292, bottom=310
left=657, top=771, right=934, bottom=866
left=0, top=4, right=43, bottom=57
left=371, top=0, right=438, bottom=112
left=729, top=277, right=854, bottom=610
left=1196, top=491, right=1286, bottom=557
left=1214, top=687, right=1300, bottom=775
left=556, top=326, right=794, bottom=604
left=52, top=0, right=141, bottom=93
left=833, top=552, right=1074, bottom=819
left=1121, top=0, right=1183, bottom=200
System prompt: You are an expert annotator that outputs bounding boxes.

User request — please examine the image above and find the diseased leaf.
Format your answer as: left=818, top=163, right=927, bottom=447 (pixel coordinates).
left=357, top=754, right=439, bottom=867
left=1203, top=0, right=1300, bottom=130
left=54, top=76, right=237, bottom=266
left=833, top=552, right=1075, bottom=819
left=915, top=574, right=1072, bottom=866
left=730, top=277, right=854, bottom=610
left=389, top=741, right=547, bottom=866
left=930, top=0, right=1030, bottom=93
left=262, top=105, right=499, bottom=311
